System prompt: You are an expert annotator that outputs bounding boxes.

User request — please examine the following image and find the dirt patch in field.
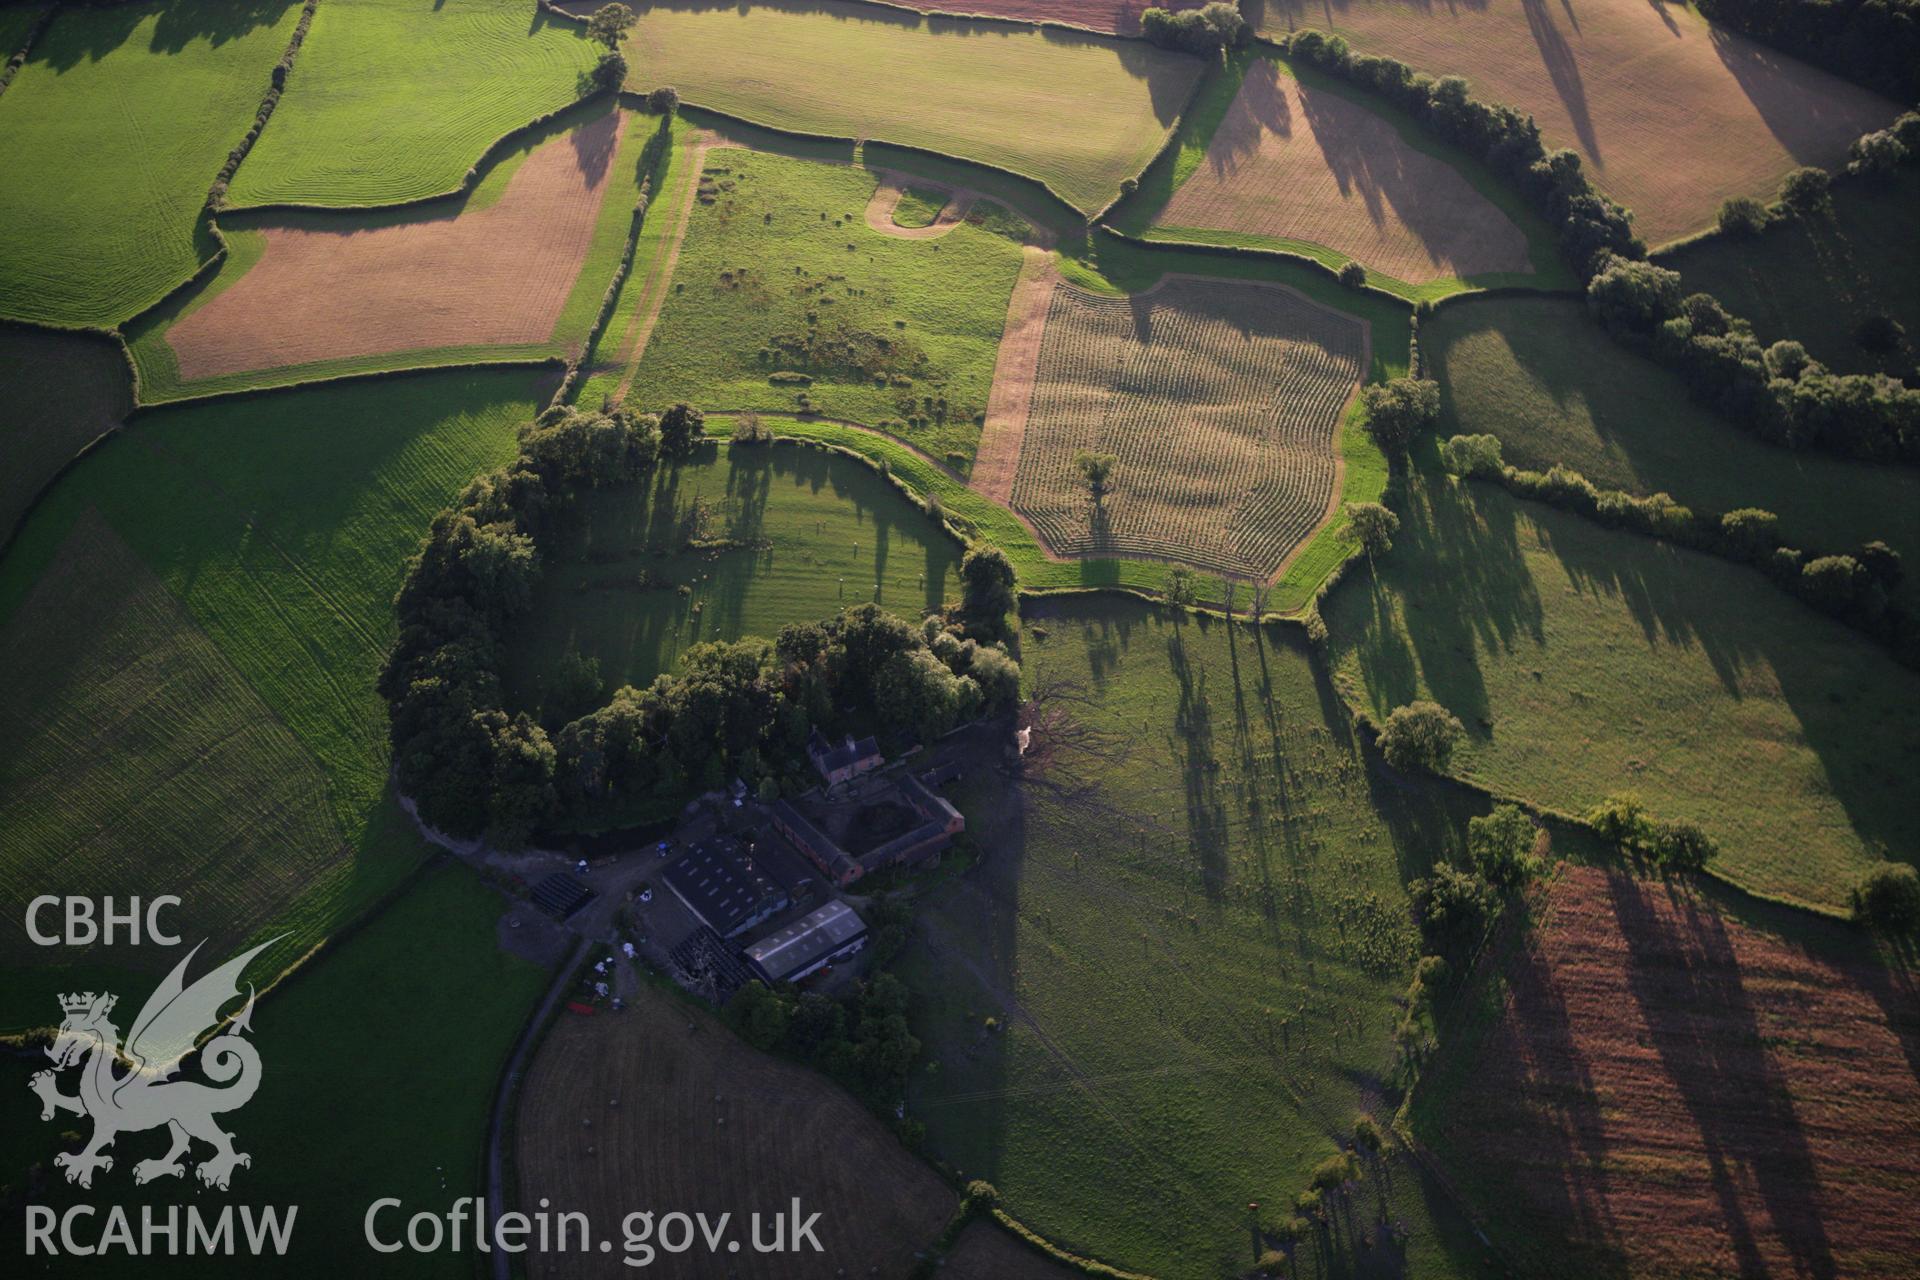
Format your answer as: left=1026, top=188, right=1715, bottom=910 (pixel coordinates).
left=1253, top=0, right=1901, bottom=245
left=886, top=0, right=1206, bottom=36
left=1427, top=864, right=1920, bottom=1278
left=515, top=983, right=954, bottom=1278
left=1159, top=60, right=1533, bottom=283
left=1006, top=273, right=1365, bottom=580
left=167, top=111, right=629, bottom=379
left=863, top=170, right=977, bottom=238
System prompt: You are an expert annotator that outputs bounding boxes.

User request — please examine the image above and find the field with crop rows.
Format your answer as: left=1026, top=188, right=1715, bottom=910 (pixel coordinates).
left=135, top=106, right=655, bottom=400
left=0, top=369, right=546, bottom=1027
left=0, top=0, right=303, bottom=327
left=1146, top=54, right=1542, bottom=292
left=517, top=982, right=956, bottom=1280
left=1009, top=276, right=1364, bottom=579
left=1413, top=865, right=1920, bottom=1278
left=0, top=325, right=131, bottom=541
left=228, top=0, right=597, bottom=208
left=1426, top=295, right=1920, bottom=612
left=606, top=0, right=1201, bottom=215
left=1324, top=473, right=1920, bottom=913
left=502, top=440, right=966, bottom=716
left=1661, top=171, right=1920, bottom=379
left=1253, top=0, right=1900, bottom=246
left=899, top=594, right=1496, bottom=1278
left=622, top=147, right=1026, bottom=466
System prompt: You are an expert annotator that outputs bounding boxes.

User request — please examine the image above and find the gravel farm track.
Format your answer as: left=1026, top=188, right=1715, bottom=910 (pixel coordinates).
left=1156, top=56, right=1535, bottom=283
left=1424, top=865, right=1920, bottom=1278
left=167, top=112, right=630, bottom=379
left=1251, top=0, right=1902, bottom=245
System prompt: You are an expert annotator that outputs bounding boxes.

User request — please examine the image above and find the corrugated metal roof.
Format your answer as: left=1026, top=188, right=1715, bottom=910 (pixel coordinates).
left=744, top=900, right=868, bottom=981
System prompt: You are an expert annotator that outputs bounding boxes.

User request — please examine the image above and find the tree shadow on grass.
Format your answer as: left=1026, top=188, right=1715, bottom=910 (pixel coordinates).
left=33, top=0, right=300, bottom=72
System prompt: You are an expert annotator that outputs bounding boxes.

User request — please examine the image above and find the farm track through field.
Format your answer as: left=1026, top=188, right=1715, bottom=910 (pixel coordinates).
left=972, top=247, right=1059, bottom=503
left=609, top=135, right=713, bottom=403
left=862, top=170, right=976, bottom=238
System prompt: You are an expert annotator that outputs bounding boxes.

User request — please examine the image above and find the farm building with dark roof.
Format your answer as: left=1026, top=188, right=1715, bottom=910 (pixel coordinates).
left=662, top=837, right=790, bottom=939
left=744, top=900, right=870, bottom=985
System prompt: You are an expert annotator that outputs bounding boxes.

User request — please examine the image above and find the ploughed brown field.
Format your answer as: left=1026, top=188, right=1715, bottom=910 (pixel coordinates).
left=1252, top=0, right=1900, bottom=245
left=890, top=0, right=1204, bottom=36
left=1428, top=865, right=1920, bottom=1278
left=515, top=983, right=954, bottom=1279
left=1157, top=58, right=1533, bottom=283
left=943, top=1220, right=1088, bottom=1278
left=165, top=111, right=629, bottom=380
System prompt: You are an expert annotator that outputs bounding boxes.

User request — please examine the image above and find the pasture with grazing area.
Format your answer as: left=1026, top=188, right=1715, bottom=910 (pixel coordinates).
left=501, top=440, right=966, bottom=716
left=1661, top=171, right=1920, bottom=379
left=1324, top=473, right=1920, bottom=913
left=603, top=0, right=1202, bottom=214
left=1008, top=274, right=1366, bottom=580
left=899, top=594, right=1496, bottom=1279
left=227, top=0, right=598, bottom=208
left=516, top=981, right=956, bottom=1280
left=1424, top=295, right=1920, bottom=611
left=1252, top=0, right=1902, bottom=245
left=0, top=325, right=131, bottom=541
left=0, top=0, right=304, bottom=327
left=134, top=106, right=657, bottom=400
left=0, top=369, right=547, bottom=1028
left=1414, top=865, right=1920, bottom=1278
left=1137, top=52, right=1553, bottom=294
left=620, top=147, right=1027, bottom=466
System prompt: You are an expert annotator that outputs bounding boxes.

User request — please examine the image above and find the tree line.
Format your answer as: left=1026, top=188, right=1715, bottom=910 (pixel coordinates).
left=382, top=401, right=1022, bottom=847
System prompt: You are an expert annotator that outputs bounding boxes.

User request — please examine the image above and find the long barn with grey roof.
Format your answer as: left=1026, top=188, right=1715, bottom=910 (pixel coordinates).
left=744, top=900, right=870, bottom=985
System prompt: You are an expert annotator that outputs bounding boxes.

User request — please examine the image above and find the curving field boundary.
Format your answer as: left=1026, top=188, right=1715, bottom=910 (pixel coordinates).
left=862, top=170, right=976, bottom=238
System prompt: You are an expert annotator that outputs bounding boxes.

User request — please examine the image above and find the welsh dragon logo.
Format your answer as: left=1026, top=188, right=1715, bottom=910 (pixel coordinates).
left=29, top=940, right=273, bottom=1191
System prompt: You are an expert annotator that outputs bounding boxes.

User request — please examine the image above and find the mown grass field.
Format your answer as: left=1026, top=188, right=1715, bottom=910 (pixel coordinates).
left=0, top=369, right=547, bottom=1028
left=898, top=593, right=1498, bottom=1279
left=1412, top=865, right=1920, bottom=1278
left=1009, top=276, right=1365, bottom=580
left=1661, top=172, right=1920, bottom=379
left=1118, top=51, right=1566, bottom=300
left=1324, top=472, right=1920, bottom=914
left=131, top=104, right=658, bottom=402
left=610, top=0, right=1201, bottom=214
left=1425, top=296, right=1920, bottom=612
left=227, top=0, right=597, bottom=208
left=517, top=981, right=956, bottom=1280
left=1252, top=0, right=1900, bottom=246
left=0, top=863, right=549, bottom=1279
left=0, top=324, right=131, bottom=541
left=622, top=147, right=1027, bottom=466
left=0, top=0, right=302, bottom=327
left=502, top=440, right=966, bottom=716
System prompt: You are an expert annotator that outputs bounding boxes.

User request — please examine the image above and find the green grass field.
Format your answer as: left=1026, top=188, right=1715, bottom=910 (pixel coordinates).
left=615, top=0, right=1201, bottom=214
left=898, top=593, right=1496, bottom=1279
left=0, top=368, right=547, bottom=1029
left=1111, top=50, right=1573, bottom=302
left=0, top=324, right=131, bottom=541
left=227, top=0, right=597, bottom=208
left=0, top=862, right=549, bottom=1278
left=623, top=147, right=1027, bottom=466
left=129, top=102, right=658, bottom=402
left=891, top=183, right=950, bottom=229
left=0, top=3, right=48, bottom=58
left=0, top=0, right=302, bottom=327
left=1660, top=172, right=1920, bottom=378
left=1425, top=295, right=1920, bottom=611
left=1324, top=472, right=1920, bottom=913
left=501, top=440, right=966, bottom=716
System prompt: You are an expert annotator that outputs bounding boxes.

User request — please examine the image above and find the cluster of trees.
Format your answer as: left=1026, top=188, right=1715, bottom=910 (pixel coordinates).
left=384, top=401, right=1020, bottom=846
left=727, top=967, right=922, bottom=1108
left=1374, top=700, right=1464, bottom=774
left=1358, top=377, right=1440, bottom=459
left=1851, top=863, right=1920, bottom=939
left=1286, top=30, right=1639, bottom=279
left=1584, top=793, right=1718, bottom=872
left=1139, top=3, right=1249, bottom=53
left=584, top=2, right=633, bottom=92
left=1442, top=437, right=1917, bottom=666
left=1586, top=254, right=1920, bottom=464
left=1694, top=0, right=1920, bottom=101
